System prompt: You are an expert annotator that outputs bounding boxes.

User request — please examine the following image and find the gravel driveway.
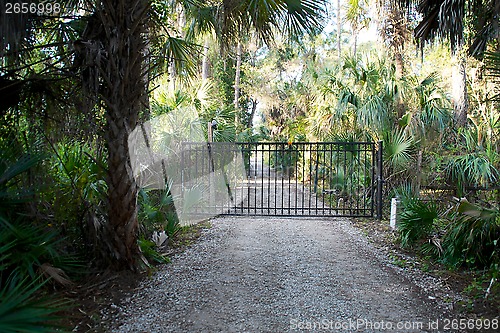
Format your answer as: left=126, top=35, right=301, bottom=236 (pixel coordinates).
left=110, top=216, right=459, bottom=332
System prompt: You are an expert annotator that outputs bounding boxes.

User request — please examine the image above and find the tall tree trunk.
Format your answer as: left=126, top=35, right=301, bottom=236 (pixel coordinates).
left=202, top=39, right=210, bottom=81
left=394, top=48, right=405, bottom=119
left=248, top=98, right=258, bottom=128
left=99, top=0, right=147, bottom=270
left=496, top=0, right=500, bottom=50
left=452, top=56, right=469, bottom=127
left=142, top=24, right=152, bottom=119
left=391, top=9, right=405, bottom=80
left=353, top=32, right=358, bottom=57
left=168, top=3, right=186, bottom=91
left=415, top=149, right=423, bottom=194
left=337, top=0, right=341, bottom=58
left=234, top=41, right=242, bottom=127
left=388, top=8, right=406, bottom=119
left=394, top=51, right=404, bottom=80
left=168, top=60, right=176, bottom=91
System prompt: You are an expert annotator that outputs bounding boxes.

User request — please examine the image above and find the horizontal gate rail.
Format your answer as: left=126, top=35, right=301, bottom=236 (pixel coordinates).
left=180, top=141, right=379, bottom=218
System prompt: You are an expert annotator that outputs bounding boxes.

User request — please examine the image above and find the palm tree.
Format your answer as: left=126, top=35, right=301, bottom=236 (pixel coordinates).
left=77, top=0, right=204, bottom=269
left=408, top=0, right=469, bottom=126
left=92, top=0, right=149, bottom=270
left=308, top=53, right=453, bottom=192
left=393, top=0, right=500, bottom=127
left=1, top=0, right=327, bottom=270
left=308, top=55, right=393, bottom=139
left=375, top=1, right=410, bottom=79
left=0, top=0, right=201, bottom=270
left=345, top=0, right=371, bottom=56
left=182, top=0, right=327, bottom=129
left=337, top=0, right=342, bottom=58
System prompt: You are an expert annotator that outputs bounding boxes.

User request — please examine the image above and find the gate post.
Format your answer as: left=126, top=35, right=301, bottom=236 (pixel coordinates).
left=207, top=122, right=215, bottom=212
left=376, top=140, right=384, bottom=219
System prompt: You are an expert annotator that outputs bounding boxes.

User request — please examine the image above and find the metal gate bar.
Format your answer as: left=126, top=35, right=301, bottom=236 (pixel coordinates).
left=181, top=141, right=382, bottom=218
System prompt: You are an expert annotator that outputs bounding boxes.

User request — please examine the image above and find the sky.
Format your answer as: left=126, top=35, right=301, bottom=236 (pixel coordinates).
left=323, top=0, right=379, bottom=43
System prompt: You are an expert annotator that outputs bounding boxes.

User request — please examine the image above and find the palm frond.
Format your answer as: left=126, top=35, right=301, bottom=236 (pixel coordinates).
left=162, top=37, right=201, bottom=79
left=398, top=199, right=439, bottom=248
left=437, top=0, right=465, bottom=51
left=183, top=1, right=219, bottom=40
left=280, top=0, right=327, bottom=40
left=0, top=146, right=44, bottom=210
left=358, top=94, right=388, bottom=128
left=0, top=275, right=67, bottom=333
left=442, top=199, right=500, bottom=267
left=484, top=50, right=500, bottom=79
left=412, top=0, right=465, bottom=53
left=414, top=73, right=452, bottom=133
left=444, top=152, right=499, bottom=188
left=383, top=129, right=414, bottom=170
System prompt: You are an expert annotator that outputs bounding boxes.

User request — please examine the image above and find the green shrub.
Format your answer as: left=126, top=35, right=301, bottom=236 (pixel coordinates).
left=444, top=152, right=499, bottom=196
left=0, top=144, right=71, bottom=332
left=442, top=199, right=500, bottom=268
left=138, top=183, right=180, bottom=238
left=0, top=145, right=79, bottom=283
left=138, top=237, right=171, bottom=266
left=0, top=144, right=44, bottom=218
left=0, top=275, right=66, bottom=333
left=44, top=141, right=107, bottom=246
left=269, top=143, right=300, bottom=177
left=398, top=199, right=439, bottom=248
left=0, top=217, right=80, bottom=284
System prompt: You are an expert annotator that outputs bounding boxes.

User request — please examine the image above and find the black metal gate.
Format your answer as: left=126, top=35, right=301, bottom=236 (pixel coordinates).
left=180, top=141, right=383, bottom=218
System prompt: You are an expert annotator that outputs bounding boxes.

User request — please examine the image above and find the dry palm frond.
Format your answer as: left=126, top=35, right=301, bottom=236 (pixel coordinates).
left=151, top=230, right=168, bottom=247
left=430, top=235, right=444, bottom=255
left=39, top=263, right=74, bottom=287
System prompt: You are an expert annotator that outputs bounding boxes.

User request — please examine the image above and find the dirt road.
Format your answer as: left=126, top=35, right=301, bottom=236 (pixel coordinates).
left=108, top=216, right=465, bottom=332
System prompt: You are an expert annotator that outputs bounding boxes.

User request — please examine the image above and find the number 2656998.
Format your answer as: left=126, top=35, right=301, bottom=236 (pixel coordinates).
left=4, top=2, right=61, bottom=15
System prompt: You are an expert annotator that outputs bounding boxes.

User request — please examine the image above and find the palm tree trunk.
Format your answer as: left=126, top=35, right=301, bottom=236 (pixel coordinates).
left=416, top=149, right=423, bottom=193
left=391, top=8, right=405, bottom=80
left=168, top=60, right=176, bottom=91
left=99, top=0, right=147, bottom=270
left=394, top=50, right=404, bottom=80
left=248, top=98, right=257, bottom=128
left=337, top=0, right=342, bottom=58
left=353, top=32, right=358, bottom=57
left=452, top=56, right=469, bottom=127
left=234, top=41, right=242, bottom=126
left=394, top=48, right=405, bottom=119
left=202, top=39, right=210, bottom=81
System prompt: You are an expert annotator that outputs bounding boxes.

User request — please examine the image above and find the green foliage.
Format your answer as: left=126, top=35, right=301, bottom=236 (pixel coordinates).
left=306, top=53, right=454, bottom=198
left=444, top=151, right=499, bottom=193
left=56, top=141, right=104, bottom=188
left=269, top=143, right=300, bottom=177
left=42, top=141, right=107, bottom=253
left=442, top=200, right=500, bottom=268
left=0, top=217, right=73, bottom=282
left=391, top=183, right=418, bottom=204
left=138, top=238, right=171, bottom=266
left=0, top=144, right=72, bottom=332
left=398, top=199, right=439, bottom=248
left=309, top=53, right=448, bottom=140
left=407, top=72, right=452, bottom=141
left=0, top=275, right=66, bottom=333
left=48, top=141, right=106, bottom=206
left=237, top=126, right=268, bottom=143
left=383, top=129, right=415, bottom=172
left=212, top=59, right=236, bottom=107
left=0, top=143, right=44, bottom=216
left=209, top=107, right=238, bottom=143
left=138, top=183, right=180, bottom=239
left=0, top=144, right=79, bottom=283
